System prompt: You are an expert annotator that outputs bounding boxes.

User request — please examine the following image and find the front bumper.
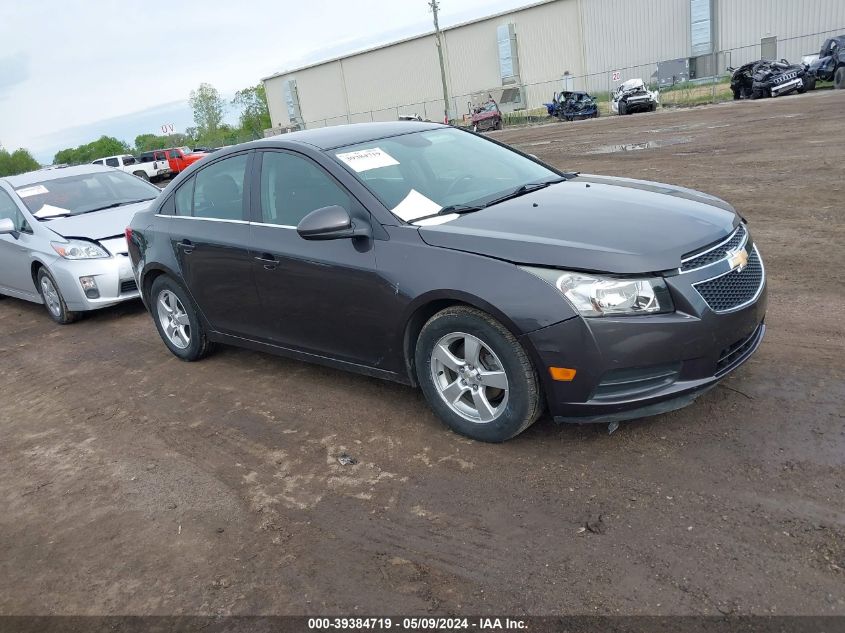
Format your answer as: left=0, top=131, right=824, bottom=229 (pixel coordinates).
left=49, top=254, right=140, bottom=311
left=521, top=262, right=767, bottom=424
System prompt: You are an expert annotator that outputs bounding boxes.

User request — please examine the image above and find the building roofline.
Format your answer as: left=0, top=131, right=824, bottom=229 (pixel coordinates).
left=261, top=0, right=558, bottom=81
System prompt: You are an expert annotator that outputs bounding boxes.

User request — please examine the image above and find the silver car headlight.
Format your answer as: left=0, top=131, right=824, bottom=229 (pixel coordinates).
left=51, top=240, right=109, bottom=260
left=521, top=267, right=673, bottom=317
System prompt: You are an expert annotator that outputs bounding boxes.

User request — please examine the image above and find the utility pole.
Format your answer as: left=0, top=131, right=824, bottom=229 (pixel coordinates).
left=429, top=0, right=451, bottom=124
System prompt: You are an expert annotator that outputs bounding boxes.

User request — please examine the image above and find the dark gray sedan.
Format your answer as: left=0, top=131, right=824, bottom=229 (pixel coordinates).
left=128, top=122, right=766, bottom=442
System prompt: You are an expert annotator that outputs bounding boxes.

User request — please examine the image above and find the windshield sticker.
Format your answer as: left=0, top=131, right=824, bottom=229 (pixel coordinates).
left=16, top=184, right=49, bottom=198
left=391, top=189, right=442, bottom=222
left=32, top=204, right=70, bottom=219
left=336, top=147, right=399, bottom=173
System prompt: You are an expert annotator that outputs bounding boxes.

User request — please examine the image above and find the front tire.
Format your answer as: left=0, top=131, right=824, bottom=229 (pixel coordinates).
left=37, top=268, right=79, bottom=324
left=415, top=306, right=542, bottom=442
left=803, top=75, right=816, bottom=91
left=835, top=67, right=845, bottom=90
left=618, top=101, right=627, bottom=115
left=150, top=276, right=212, bottom=361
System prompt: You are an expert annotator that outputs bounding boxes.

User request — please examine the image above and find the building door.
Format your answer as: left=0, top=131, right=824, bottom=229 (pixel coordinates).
left=761, top=37, right=778, bottom=60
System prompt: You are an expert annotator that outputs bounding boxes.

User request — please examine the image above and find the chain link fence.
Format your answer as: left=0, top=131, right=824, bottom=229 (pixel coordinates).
left=282, top=27, right=842, bottom=133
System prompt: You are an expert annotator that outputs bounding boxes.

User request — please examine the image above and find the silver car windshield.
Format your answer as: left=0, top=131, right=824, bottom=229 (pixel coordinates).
left=14, top=171, right=159, bottom=219
left=331, top=128, right=559, bottom=222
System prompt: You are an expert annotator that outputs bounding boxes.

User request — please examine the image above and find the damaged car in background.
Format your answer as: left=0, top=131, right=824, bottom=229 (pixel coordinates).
left=544, top=91, right=600, bottom=121
left=728, top=59, right=811, bottom=99
left=611, top=79, right=659, bottom=115
left=0, top=165, right=159, bottom=323
left=802, top=34, right=845, bottom=89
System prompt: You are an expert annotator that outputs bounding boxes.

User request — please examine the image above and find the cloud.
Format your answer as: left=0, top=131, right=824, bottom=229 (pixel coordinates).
left=0, top=52, right=29, bottom=99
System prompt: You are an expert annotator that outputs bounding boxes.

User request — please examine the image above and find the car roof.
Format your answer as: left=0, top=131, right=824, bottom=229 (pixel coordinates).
left=260, top=121, right=446, bottom=150
left=2, top=163, right=115, bottom=188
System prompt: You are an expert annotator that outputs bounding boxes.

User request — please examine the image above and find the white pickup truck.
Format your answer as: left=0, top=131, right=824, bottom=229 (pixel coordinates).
left=91, top=154, right=171, bottom=183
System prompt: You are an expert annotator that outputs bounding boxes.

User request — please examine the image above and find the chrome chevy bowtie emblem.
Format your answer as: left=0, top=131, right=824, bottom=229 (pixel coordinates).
left=728, top=248, right=749, bottom=272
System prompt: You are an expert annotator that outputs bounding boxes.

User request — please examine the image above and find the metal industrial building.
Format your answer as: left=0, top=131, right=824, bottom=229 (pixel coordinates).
left=262, top=0, right=845, bottom=131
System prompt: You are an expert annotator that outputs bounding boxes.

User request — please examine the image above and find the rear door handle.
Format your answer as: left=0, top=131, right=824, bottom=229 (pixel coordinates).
left=177, top=239, right=194, bottom=254
left=255, top=253, right=278, bottom=270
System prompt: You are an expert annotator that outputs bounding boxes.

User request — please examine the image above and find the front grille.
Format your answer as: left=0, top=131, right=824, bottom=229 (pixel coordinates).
left=716, top=324, right=764, bottom=375
left=681, top=224, right=747, bottom=272
left=592, top=362, right=681, bottom=401
left=693, top=246, right=764, bottom=313
left=120, top=279, right=138, bottom=294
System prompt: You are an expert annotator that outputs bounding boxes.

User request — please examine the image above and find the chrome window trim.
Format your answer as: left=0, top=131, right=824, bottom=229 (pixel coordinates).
left=251, top=221, right=297, bottom=230
left=154, top=214, right=248, bottom=224
left=692, top=245, right=765, bottom=314
left=680, top=224, right=748, bottom=273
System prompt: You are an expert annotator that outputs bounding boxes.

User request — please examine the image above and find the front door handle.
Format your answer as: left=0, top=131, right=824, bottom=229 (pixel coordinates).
left=255, top=253, right=278, bottom=270
left=178, top=239, right=194, bottom=254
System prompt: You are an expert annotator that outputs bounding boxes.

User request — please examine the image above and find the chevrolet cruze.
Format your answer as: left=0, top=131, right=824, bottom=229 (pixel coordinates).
left=127, top=122, right=766, bottom=442
left=0, top=165, right=160, bottom=323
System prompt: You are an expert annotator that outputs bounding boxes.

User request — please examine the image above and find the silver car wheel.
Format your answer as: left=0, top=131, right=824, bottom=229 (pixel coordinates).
left=156, top=289, right=191, bottom=350
left=40, top=276, right=62, bottom=317
left=430, top=331, right=509, bottom=423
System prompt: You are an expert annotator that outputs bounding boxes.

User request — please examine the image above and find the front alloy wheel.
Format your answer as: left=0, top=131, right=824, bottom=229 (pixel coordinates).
left=430, top=332, right=509, bottom=423
left=416, top=306, right=542, bottom=442
left=37, top=268, right=79, bottom=324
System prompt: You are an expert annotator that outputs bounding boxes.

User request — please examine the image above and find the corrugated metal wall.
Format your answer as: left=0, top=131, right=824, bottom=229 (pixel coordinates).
left=263, top=0, right=845, bottom=129
left=579, top=0, right=691, bottom=91
left=718, top=0, right=845, bottom=68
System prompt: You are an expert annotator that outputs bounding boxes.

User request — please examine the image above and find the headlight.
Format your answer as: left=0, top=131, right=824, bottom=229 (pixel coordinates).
left=51, top=240, right=109, bottom=260
left=521, top=267, right=673, bottom=317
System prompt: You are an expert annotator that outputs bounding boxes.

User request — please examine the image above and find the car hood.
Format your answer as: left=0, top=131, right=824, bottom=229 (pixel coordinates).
left=417, top=175, right=739, bottom=274
left=41, top=201, right=152, bottom=241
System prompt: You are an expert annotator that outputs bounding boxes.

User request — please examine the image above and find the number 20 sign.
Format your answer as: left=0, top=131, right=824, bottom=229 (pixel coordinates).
left=611, top=71, right=621, bottom=82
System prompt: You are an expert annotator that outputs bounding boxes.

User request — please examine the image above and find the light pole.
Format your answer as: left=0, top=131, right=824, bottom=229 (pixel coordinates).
left=429, top=0, right=451, bottom=124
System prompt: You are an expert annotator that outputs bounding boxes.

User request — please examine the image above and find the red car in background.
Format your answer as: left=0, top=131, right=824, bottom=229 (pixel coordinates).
left=165, top=147, right=206, bottom=174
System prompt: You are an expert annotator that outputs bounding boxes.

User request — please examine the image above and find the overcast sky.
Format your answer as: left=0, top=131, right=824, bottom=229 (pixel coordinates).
left=0, top=0, right=533, bottom=162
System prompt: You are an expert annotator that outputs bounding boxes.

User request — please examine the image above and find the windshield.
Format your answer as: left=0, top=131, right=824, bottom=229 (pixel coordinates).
left=14, top=170, right=160, bottom=219
left=332, top=128, right=559, bottom=222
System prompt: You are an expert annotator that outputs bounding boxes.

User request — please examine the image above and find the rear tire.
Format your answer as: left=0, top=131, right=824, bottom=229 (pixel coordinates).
left=415, top=306, right=543, bottom=442
left=835, top=67, right=845, bottom=90
left=37, top=268, right=79, bottom=325
left=133, top=171, right=150, bottom=181
left=150, top=276, right=212, bottom=361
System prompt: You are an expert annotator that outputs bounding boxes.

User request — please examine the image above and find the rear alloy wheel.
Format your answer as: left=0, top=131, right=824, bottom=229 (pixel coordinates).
left=415, top=306, right=542, bottom=442
left=835, top=67, right=845, bottom=90
left=37, top=268, right=79, bottom=324
left=150, top=276, right=212, bottom=361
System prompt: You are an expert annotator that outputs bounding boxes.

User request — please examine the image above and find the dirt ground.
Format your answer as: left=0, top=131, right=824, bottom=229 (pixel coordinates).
left=1, top=90, right=844, bottom=617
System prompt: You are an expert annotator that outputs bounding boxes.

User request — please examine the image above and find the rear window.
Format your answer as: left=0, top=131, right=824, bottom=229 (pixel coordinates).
left=14, top=171, right=160, bottom=219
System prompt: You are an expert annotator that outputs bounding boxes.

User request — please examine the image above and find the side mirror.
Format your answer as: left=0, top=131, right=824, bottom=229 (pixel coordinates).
left=297, top=205, right=371, bottom=241
left=0, top=218, right=19, bottom=239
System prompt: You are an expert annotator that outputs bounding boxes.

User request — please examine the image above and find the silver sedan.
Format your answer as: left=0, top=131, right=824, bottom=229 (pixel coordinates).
left=0, top=164, right=160, bottom=323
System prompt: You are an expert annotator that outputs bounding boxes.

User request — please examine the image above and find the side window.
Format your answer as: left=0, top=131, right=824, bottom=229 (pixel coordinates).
left=174, top=177, right=194, bottom=216
left=105, top=157, right=119, bottom=167
left=0, top=190, right=30, bottom=233
left=92, top=159, right=104, bottom=166
left=192, top=154, right=248, bottom=220
left=260, top=152, right=351, bottom=227
left=168, top=150, right=180, bottom=160
left=123, top=156, right=137, bottom=166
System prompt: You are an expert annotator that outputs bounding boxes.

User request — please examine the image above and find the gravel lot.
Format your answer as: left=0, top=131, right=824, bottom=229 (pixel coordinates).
left=1, top=90, right=843, bottom=617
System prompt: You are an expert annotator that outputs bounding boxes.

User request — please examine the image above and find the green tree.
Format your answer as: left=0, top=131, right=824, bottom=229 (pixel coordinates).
left=232, top=83, right=271, bottom=139
left=0, top=148, right=40, bottom=176
left=134, top=133, right=191, bottom=154
left=189, top=83, right=225, bottom=146
left=53, top=135, right=130, bottom=165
